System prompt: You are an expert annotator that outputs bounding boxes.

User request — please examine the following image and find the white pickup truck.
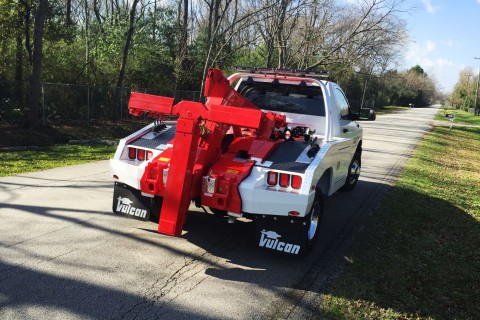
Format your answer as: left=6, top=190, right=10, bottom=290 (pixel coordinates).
left=110, top=67, right=372, bottom=255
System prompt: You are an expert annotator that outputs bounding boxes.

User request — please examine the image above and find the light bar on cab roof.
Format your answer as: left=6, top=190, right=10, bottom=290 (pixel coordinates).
left=232, top=66, right=329, bottom=78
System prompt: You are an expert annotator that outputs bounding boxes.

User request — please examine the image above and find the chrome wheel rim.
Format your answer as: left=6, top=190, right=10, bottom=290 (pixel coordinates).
left=308, top=202, right=320, bottom=241
left=348, top=160, right=361, bottom=184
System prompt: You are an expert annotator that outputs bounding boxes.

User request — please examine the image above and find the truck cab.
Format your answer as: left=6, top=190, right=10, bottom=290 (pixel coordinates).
left=228, top=69, right=363, bottom=194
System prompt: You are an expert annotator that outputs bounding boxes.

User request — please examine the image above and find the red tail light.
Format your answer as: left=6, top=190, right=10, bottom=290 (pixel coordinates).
left=137, top=149, right=145, bottom=161
left=291, top=175, right=302, bottom=189
left=128, top=147, right=136, bottom=159
left=279, top=173, right=290, bottom=187
left=267, top=171, right=278, bottom=185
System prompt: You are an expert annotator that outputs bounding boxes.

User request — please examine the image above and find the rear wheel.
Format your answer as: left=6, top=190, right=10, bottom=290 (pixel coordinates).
left=342, top=152, right=361, bottom=191
left=304, top=189, right=324, bottom=251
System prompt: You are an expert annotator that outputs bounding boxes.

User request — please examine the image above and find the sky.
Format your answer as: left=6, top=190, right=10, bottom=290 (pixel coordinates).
left=401, top=0, right=480, bottom=93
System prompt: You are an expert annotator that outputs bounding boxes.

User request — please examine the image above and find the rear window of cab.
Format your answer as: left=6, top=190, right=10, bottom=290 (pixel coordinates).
left=237, top=79, right=325, bottom=117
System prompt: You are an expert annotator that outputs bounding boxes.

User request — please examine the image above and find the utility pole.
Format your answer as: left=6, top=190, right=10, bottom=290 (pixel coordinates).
left=474, top=57, right=480, bottom=115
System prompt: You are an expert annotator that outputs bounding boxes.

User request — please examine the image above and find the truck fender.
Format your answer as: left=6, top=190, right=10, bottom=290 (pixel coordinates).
left=355, top=140, right=362, bottom=157
left=316, top=168, right=333, bottom=196
left=341, top=141, right=362, bottom=192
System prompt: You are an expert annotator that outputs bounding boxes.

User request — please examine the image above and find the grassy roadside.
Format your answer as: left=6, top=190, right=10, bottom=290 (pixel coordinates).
left=435, top=108, right=480, bottom=126
left=0, top=119, right=148, bottom=148
left=0, top=144, right=116, bottom=177
left=0, top=119, right=149, bottom=177
left=320, top=125, right=480, bottom=319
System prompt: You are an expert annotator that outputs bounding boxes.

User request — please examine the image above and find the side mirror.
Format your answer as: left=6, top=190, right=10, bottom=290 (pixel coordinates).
left=347, top=107, right=376, bottom=121
left=347, top=112, right=360, bottom=121
left=364, top=108, right=376, bottom=121
left=347, top=108, right=377, bottom=121
left=354, top=108, right=376, bottom=121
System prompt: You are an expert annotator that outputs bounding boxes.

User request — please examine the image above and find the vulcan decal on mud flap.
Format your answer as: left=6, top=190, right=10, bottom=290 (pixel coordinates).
left=259, top=230, right=301, bottom=254
left=115, top=196, right=147, bottom=219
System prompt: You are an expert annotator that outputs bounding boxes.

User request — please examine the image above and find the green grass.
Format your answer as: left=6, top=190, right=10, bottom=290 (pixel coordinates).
left=0, top=119, right=148, bottom=148
left=320, top=126, right=480, bottom=319
left=436, top=108, right=480, bottom=126
left=0, top=144, right=116, bottom=177
left=0, top=119, right=150, bottom=177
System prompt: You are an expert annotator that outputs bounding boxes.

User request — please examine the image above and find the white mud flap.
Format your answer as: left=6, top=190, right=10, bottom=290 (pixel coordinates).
left=254, top=215, right=309, bottom=256
left=113, top=182, right=151, bottom=221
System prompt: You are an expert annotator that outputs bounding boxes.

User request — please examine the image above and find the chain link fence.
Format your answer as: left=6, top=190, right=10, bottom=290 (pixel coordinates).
left=0, top=81, right=201, bottom=125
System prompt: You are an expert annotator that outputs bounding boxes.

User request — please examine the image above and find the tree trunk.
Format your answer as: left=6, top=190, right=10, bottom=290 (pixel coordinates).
left=93, top=0, right=104, bottom=29
left=66, top=0, right=72, bottom=26
left=206, top=1, right=213, bottom=48
left=182, top=0, right=189, bottom=45
left=84, top=0, right=89, bottom=80
left=27, top=0, right=48, bottom=128
left=112, top=0, right=140, bottom=118
left=15, top=8, right=24, bottom=101
left=174, top=0, right=189, bottom=90
left=19, top=0, right=32, bottom=64
left=153, top=0, right=157, bottom=41
left=211, top=0, right=220, bottom=55
left=276, top=0, right=288, bottom=69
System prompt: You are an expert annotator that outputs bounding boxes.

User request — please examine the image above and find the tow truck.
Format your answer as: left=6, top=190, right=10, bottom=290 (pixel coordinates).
left=110, top=67, right=369, bottom=255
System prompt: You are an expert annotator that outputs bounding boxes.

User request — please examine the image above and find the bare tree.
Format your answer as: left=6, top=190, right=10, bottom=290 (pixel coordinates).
left=112, top=0, right=141, bottom=117
left=174, top=0, right=189, bottom=90
left=306, top=0, right=408, bottom=71
left=291, top=0, right=335, bottom=69
left=254, top=0, right=289, bottom=68
left=195, top=0, right=278, bottom=90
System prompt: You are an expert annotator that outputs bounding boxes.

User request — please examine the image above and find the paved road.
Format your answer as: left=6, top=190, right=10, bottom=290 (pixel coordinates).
left=0, top=107, right=438, bottom=319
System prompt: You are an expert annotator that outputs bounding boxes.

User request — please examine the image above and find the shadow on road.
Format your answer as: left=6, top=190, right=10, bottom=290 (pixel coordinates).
left=0, top=259, right=213, bottom=319
left=1, top=176, right=477, bottom=319
left=0, top=177, right=380, bottom=318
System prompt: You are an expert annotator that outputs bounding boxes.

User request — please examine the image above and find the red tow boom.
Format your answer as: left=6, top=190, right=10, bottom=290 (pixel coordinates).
left=128, top=68, right=285, bottom=236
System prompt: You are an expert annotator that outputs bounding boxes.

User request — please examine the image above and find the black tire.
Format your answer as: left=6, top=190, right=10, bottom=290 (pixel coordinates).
left=304, top=190, right=324, bottom=251
left=149, top=196, right=163, bottom=222
left=342, top=151, right=361, bottom=191
left=210, top=207, right=228, bottom=216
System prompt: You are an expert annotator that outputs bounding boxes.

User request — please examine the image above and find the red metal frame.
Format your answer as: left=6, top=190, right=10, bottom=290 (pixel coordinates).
left=127, top=68, right=286, bottom=236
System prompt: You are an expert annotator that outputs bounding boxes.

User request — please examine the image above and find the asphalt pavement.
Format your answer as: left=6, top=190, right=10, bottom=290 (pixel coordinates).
left=0, top=106, right=439, bottom=319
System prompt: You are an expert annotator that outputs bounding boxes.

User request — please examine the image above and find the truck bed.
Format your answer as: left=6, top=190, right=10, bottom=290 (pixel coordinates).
left=263, top=141, right=314, bottom=173
left=128, top=125, right=176, bottom=150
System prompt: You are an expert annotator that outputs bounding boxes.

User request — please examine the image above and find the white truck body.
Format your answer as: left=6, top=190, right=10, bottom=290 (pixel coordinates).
left=228, top=72, right=363, bottom=218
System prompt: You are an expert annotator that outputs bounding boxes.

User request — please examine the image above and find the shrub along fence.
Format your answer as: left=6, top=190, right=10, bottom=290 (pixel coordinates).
left=0, top=81, right=200, bottom=125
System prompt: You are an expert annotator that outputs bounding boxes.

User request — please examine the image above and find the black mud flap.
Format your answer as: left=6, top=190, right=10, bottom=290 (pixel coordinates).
left=254, top=215, right=309, bottom=256
left=113, top=182, right=151, bottom=221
